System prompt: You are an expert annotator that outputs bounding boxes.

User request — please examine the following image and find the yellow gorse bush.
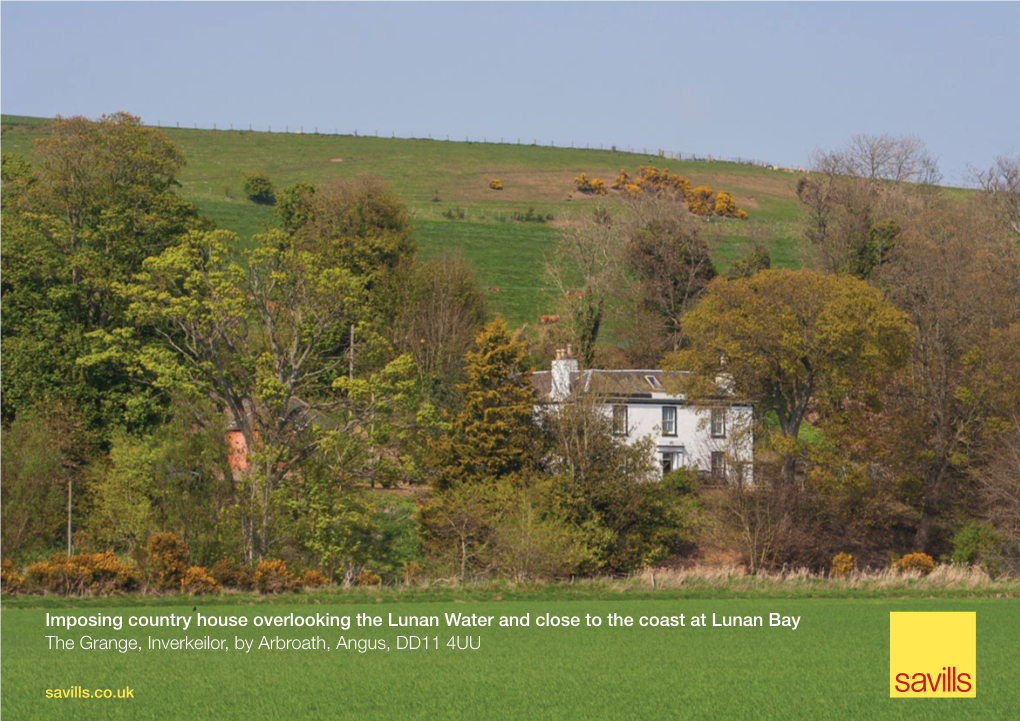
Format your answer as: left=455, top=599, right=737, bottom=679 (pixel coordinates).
left=146, top=532, right=189, bottom=591
left=894, top=553, right=936, bottom=575
left=573, top=172, right=607, bottom=195
left=2, top=558, right=25, bottom=594
left=25, top=552, right=139, bottom=596
left=687, top=185, right=716, bottom=216
left=830, top=552, right=856, bottom=578
left=181, top=566, right=220, bottom=595
left=356, top=569, right=382, bottom=586
left=605, top=166, right=749, bottom=219
left=253, top=559, right=295, bottom=594
left=301, top=570, right=328, bottom=588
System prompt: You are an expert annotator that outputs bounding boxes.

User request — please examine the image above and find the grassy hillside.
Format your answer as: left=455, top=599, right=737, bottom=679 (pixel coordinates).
left=1, top=115, right=808, bottom=328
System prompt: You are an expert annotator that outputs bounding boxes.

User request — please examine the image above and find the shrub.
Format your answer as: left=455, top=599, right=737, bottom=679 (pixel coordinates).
left=400, top=561, right=422, bottom=585
left=687, top=186, right=716, bottom=216
left=210, top=558, right=250, bottom=589
left=181, top=566, right=220, bottom=595
left=894, top=552, right=935, bottom=575
left=593, top=208, right=612, bottom=226
left=253, top=559, right=294, bottom=594
left=356, top=569, right=381, bottom=586
left=621, top=182, right=643, bottom=198
left=634, top=166, right=691, bottom=198
left=830, top=552, right=856, bottom=578
left=301, top=570, right=328, bottom=588
left=488, top=496, right=590, bottom=582
left=662, top=468, right=700, bottom=496
left=242, top=170, right=276, bottom=205
left=951, top=521, right=1004, bottom=575
left=489, top=179, right=503, bottom=191
left=612, top=169, right=630, bottom=190
left=573, top=173, right=607, bottom=195
left=1, top=559, right=24, bottom=594
left=146, top=532, right=189, bottom=591
left=714, top=192, right=748, bottom=219
left=714, top=192, right=734, bottom=215
left=511, top=207, right=550, bottom=223
left=25, top=553, right=138, bottom=596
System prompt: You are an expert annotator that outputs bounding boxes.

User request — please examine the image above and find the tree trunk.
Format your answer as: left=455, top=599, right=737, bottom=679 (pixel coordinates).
left=915, top=461, right=950, bottom=552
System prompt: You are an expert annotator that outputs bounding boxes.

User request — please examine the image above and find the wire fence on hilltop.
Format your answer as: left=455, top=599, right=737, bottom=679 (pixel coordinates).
left=152, top=119, right=807, bottom=173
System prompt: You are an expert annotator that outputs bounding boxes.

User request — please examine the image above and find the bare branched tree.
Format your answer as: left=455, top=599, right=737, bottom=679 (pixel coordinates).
left=800, top=133, right=941, bottom=278
left=545, top=206, right=621, bottom=368
left=816, top=133, right=941, bottom=185
left=618, top=196, right=718, bottom=363
left=391, top=254, right=486, bottom=400
left=974, top=155, right=1020, bottom=240
left=975, top=421, right=1020, bottom=561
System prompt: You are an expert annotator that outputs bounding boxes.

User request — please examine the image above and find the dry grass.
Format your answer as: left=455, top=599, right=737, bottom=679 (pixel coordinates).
left=629, top=563, right=1015, bottom=593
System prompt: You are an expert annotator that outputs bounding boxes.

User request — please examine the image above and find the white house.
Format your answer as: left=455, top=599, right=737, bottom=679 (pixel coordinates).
left=532, top=348, right=753, bottom=482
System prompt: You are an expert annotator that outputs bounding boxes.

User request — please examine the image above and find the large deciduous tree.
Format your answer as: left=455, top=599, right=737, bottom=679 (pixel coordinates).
left=1, top=113, right=207, bottom=432
left=874, top=207, right=1020, bottom=551
left=620, top=197, right=717, bottom=364
left=112, top=228, right=367, bottom=560
left=672, top=269, right=913, bottom=483
left=388, top=255, right=487, bottom=404
left=292, top=176, right=414, bottom=286
left=797, top=133, right=939, bottom=279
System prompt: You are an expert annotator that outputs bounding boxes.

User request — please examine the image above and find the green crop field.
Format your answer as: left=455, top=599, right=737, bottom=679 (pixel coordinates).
left=2, top=596, right=1015, bottom=720
left=1, top=115, right=808, bottom=330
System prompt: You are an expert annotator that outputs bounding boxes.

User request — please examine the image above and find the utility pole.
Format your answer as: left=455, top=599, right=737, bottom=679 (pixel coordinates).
left=349, top=324, right=355, bottom=380
left=67, top=479, right=73, bottom=556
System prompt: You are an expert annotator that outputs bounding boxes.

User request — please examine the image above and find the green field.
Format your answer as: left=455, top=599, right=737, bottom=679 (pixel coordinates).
left=1, top=115, right=807, bottom=330
left=2, top=596, right=1015, bottom=720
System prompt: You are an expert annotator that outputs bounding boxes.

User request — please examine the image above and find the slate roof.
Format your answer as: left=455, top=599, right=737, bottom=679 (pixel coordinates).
left=531, top=369, right=689, bottom=402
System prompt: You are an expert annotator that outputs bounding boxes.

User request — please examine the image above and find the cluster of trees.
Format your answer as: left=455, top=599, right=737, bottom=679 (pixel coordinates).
left=685, top=140, right=1020, bottom=571
left=3, top=116, right=1018, bottom=586
left=2, top=113, right=696, bottom=587
left=545, top=137, right=1020, bottom=573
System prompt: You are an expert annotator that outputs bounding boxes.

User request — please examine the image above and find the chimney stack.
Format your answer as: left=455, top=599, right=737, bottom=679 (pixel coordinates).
left=551, top=347, right=579, bottom=401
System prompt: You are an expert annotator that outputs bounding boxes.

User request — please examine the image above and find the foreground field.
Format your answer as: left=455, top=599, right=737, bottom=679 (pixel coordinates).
left=2, top=595, right=1015, bottom=721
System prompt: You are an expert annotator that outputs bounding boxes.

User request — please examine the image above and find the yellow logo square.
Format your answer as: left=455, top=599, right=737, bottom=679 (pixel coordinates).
left=890, top=612, right=976, bottom=697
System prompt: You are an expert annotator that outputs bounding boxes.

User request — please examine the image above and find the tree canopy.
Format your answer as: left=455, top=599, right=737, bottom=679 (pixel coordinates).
left=671, top=269, right=913, bottom=481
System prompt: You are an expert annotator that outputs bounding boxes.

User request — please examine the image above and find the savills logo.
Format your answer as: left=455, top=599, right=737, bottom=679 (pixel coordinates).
left=890, top=612, right=976, bottom=698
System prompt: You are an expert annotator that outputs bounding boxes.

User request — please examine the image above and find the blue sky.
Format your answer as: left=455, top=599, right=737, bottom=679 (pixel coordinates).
left=2, top=2, right=1017, bottom=183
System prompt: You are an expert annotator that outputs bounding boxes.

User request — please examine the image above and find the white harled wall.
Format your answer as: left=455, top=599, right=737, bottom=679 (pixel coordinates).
left=609, top=397, right=754, bottom=480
